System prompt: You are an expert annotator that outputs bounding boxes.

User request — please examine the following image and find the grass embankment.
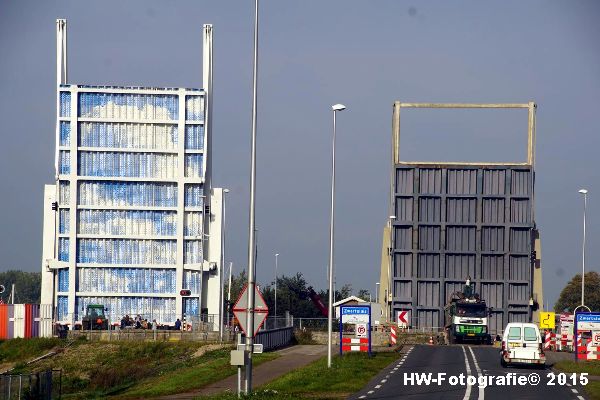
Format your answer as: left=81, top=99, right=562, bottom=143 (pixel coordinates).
left=554, top=360, right=600, bottom=400
left=0, top=337, right=62, bottom=365
left=199, top=351, right=400, bottom=400
left=1, top=338, right=276, bottom=399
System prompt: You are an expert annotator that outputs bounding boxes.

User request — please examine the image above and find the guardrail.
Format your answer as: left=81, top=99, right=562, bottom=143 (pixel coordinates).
left=0, top=370, right=61, bottom=400
left=241, top=326, right=294, bottom=351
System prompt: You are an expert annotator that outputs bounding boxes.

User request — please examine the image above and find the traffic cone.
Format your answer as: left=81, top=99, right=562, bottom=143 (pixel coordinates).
left=429, top=336, right=434, bottom=345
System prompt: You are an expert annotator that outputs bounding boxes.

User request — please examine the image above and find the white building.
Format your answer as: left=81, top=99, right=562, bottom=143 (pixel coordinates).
left=41, top=20, right=224, bottom=328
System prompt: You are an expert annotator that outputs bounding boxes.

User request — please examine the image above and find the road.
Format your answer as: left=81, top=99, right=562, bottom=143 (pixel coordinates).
left=350, top=345, right=586, bottom=400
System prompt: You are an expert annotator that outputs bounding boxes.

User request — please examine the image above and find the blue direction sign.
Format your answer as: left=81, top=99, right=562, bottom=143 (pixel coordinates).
left=340, top=307, right=370, bottom=323
left=574, top=312, right=600, bottom=362
left=339, top=305, right=372, bottom=357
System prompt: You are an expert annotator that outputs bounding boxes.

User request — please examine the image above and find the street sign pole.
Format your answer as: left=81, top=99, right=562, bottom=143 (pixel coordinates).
left=244, top=0, right=260, bottom=394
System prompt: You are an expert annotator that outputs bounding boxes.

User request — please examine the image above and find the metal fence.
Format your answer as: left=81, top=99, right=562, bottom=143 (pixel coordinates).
left=0, top=370, right=61, bottom=400
left=294, top=318, right=330, bottom=331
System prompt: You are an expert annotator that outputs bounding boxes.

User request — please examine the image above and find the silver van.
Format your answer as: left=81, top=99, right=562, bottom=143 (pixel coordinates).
left=500, top=322, right=546, bottom=368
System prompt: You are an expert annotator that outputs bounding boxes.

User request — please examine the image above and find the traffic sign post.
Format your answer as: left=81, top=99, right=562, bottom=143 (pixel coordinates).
left=231, top=283, right=269, bottom=395
left=339, top=305, right=371, bottom=356
left=232, top=284, right=269, bottom=337
left=397, top=310, right=408, bottom=329
left=540, top=312, right=555, bottom=329
left=574, top=312, right=600, bottom=362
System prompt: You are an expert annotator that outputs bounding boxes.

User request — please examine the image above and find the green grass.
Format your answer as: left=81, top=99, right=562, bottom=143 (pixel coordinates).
left=0, top=337, right=63, bottom=363
left=198, top=351, right=400, bottom=400
left=583, top=381, right=600, bottom=400
left=21, top=341, right=248, bottom=399
left=265, top=352, right=399, bottom=397
left=554, top=360, right=600, bottom=400
left=554, top=360, right=600, bottom=376
left=114, top=349, right=278, bottom=399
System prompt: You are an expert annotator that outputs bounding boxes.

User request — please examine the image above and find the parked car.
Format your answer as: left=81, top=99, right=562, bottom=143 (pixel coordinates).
left=500, top=322, right=545, bottom=368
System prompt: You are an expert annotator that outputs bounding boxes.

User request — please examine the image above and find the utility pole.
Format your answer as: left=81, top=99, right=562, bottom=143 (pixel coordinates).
left=244, top=0, right=260, bottom=394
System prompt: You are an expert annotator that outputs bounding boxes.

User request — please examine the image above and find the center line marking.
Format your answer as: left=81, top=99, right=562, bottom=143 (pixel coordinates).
left=461, top=346, right=472, bottom=400
left=468, top=346, right=485, bottom=400
left=375, top=385, right=381, bottom=389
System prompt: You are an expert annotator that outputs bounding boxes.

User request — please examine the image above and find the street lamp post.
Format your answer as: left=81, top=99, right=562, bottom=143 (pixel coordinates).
left=219, top=188, right=229, bottom=342
left=327, top=103, right=346, bottom=369
left=387, top=215, right=396, bottom=322
left=244, top=0, right=260, bottom=393
left=579, top=189, right=588, bottom=308
left=275, top=253, right=279, bottom=319
left=375, top=282, right=380, bottom=303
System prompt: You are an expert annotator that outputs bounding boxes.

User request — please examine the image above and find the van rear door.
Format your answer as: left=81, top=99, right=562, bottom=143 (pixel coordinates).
left=512, top=326, right=540, bottom=361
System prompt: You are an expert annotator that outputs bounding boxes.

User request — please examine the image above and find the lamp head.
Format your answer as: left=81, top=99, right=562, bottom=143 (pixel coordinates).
left=332, top=104, right=346, bottom=111
left=579, top=189, right=588, bottom=194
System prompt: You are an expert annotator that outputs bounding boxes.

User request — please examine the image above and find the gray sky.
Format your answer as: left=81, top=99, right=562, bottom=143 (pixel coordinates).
left=1, top=1, right=599, bottom=307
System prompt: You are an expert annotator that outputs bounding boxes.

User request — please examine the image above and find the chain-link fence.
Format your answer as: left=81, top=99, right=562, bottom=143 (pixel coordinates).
left=0, top=370, right=61, bottom=400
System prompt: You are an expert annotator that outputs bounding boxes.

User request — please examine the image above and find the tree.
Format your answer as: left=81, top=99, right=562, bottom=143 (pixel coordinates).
left=227, top=270, right=248, bottom=308
left=356, top=289, right=371, bottom=302
left=555, top=272, right=600, bottom=313
left=0, top=270, right=41, bottom=303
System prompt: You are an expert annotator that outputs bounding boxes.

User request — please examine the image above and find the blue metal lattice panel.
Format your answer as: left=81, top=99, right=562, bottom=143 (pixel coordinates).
left=183, top=241, right=202, bottom=264
left=78, top=93, right=178, bottom=120
left=59, top=92, right=71, bottom=117
left=184, top=154, right=203, bottom=178
left=58, top=238, right=70, bottom=261
left=185, top=125, right=204, bottom=150
left=57, top=269, right=69, bottom=292
left=59, top=209, right=70, bottom=234
left=59, top=151, right=70, bottom=175
left=77, top=268, right=176, bottom=293
left=78, top=210, right=177, bottom=236
left=78, top=181, right=177, bottom=207
left=79, top=122, right=177, bottom=150
left=185, top=96, right=204, bottom=121
left=184, top=184, right=204, bottom=207
left=57, top=296, right=68, bottom=320
left=59, top=181, right=70, bottom=204
left=78, top=152, right=178, bottom=179
left=77, top=239, right=177, bottom=264
left=59, top=121, right=71, bottom=146
left=183, top=297, right=199, bottom=316
left=183, top=270, right=201, bottom=294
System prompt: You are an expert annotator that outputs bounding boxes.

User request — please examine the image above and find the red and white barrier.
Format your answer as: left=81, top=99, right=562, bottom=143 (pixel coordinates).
left=558, top=334, right=574, bottom=351
left=342, top=337, right=369, bottom=352
left=544, top=331, right=556, bottom=351
left=390, top=326, right=397, bottom=346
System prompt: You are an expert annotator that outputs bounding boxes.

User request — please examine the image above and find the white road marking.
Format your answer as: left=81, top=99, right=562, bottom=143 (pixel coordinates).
left=375, top=385, right=381, bottom=389
left=381, top=379, right=387, bottom=383
left=571, top=388, right=578, bottom=393
left=359, top=396, right=366, bottom=399
left=368, top=390, right=374, bottom=394
left=468, top=346, right=485, bottom=400
left=578, top=396, right=585, bottom=400
left=461, top=346, right=472, bottom=400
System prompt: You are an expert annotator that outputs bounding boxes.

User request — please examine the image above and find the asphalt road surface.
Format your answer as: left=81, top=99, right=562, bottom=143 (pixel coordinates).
left=350, top=345, right=587, bottom=400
